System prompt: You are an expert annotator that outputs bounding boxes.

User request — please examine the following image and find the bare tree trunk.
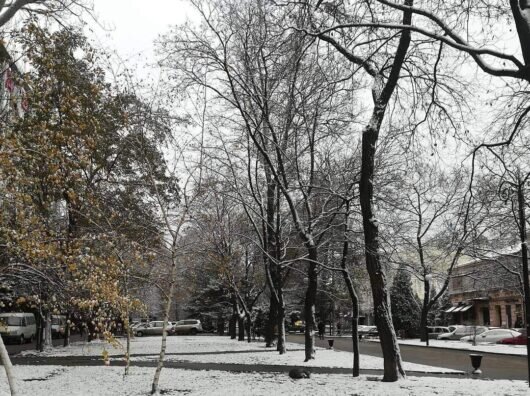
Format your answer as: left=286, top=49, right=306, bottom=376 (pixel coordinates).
left=357, top=1, right=413, bottom=382
left=36, top=312, right=43, bottom=352
left=44, top=312, right=52, bottom=350
left=339, top=201, right=360, bottom=376
left=63, top=312, right=70, bottom=347
left=238, top=316, right=245, bottom=341
left=229, top=313, right=237, bottom=339
left=340, top=259, right=360, bottom=375
left=315, top=0, right=412, bottom=382
left=125, top=320, right=131, bottom=376
left=419, top=286, right=429, bottom=342
left=217, top=315, right=225, bottom=336
left=303, top=246, right=318, bottom=361
left=351, top=315, right=360, bottom=376
left=0, top=332, right=17, bottom=395
left=151, top=258, right=177, bottom=395
left=265, top=294, right=278, bottom=347
left=276, top=289, right=286, bottom=355
left=360, top=122, right=404, bottom=380
left=245, top=314, right=252, bottom=343
left=266, top=258, right=286, bottom=353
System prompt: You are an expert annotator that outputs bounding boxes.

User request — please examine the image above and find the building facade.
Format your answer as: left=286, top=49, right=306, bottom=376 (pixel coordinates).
left=447, top=252, right=524, bottom=328
left=1, top=42, right=28, bottom=121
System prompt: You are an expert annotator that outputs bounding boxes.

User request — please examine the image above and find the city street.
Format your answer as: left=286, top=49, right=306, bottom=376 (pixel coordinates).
left=287, top=334, right=529, bottom=381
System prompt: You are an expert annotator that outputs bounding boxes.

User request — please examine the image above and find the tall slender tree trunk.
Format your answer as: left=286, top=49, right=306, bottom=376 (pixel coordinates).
left=276, top=287, right=286, bottom=354
left=340, top=232, right=360, bottom=376
left=265, top=294, right=278, bottom=347
left=303, top=245, right=318, bottom=361
left=339, top=202, right=361, bottom=375
left=36, top=311, right=43, bottom=352
left=264, top=173, right=286, bottom=352
left=63, top=312, right=70, bottom=347
left=229, top=313, right=237, bottom=339
left=125, top=318, right=131, bottom=376
left=357, top=1, right=413, bottom=382
left=419, top=284, right=430, bottom=342
left=44, top=312, right=52, bottom=350
left=314, top=0, right=412, bottom=381
left=151, top=254, right=177, bottom=395
left=238, top=316, right=245, bottom=341
left=245, top=314, right=252, bottom=343
left=0, top=334, right=16, bottom=395
left=360, top=120, right=405, bottom=381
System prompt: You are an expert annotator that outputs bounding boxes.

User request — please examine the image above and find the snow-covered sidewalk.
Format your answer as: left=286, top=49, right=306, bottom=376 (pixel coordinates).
left=5, top=335, right=529, bottom=395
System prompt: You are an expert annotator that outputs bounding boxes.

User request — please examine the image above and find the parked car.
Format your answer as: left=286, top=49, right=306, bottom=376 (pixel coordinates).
left=291, top=320, right=305, bottom=333
left=461, top=329, right=521, bottom=344
left=437, top=325, right=489, bottom=340
left=51, top=315, right=67, bottom=338
left=172, top=319, right=203, bottom=335
left=133, top=321, right=172, bottom=337
left=448, top=325, right=465, bottom=333
left=498, top=329, right=527, bottom=345
left=427, top=326, right=451, bottom=339
left=0, top=313, right=37, bottom=344
left=358, top=325, right=378, bottom=339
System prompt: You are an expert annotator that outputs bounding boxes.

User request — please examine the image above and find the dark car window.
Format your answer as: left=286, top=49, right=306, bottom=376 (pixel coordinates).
left=1, top=317, right=23, bottom=326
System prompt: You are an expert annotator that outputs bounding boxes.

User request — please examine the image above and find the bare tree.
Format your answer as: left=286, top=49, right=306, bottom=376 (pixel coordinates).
left=296, top=0, right=415, bottom=380
left=0, top=0, right=93, bottom=28
left=159, top=0, right=358, bottom=361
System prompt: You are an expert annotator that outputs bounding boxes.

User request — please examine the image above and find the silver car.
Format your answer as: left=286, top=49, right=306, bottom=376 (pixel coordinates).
left=134, top=321, right=172, bottom=337
left=172, top=319, right=203, bottom=335
left=437, top=325, right=488, bottom=340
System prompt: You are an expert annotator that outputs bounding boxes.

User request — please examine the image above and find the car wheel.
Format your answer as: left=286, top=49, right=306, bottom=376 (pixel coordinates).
left=136, top=331, right=143, bottom=337
left=19, top=335, right=24, bottom=345
left=189, top=328, right=197, bottom=335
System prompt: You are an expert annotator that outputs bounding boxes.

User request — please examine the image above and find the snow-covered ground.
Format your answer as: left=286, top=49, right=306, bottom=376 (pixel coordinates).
left=6, top=335, right=529, bottom=395
left=20, top=336, right=461, bottom=372
left=129, top=337, right=460, bottom=373
left=1, top=364, right=529, bottom=396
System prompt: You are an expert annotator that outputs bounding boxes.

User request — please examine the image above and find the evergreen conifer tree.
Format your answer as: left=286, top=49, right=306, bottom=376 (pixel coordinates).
left=390, top=265, right=421, bottom=338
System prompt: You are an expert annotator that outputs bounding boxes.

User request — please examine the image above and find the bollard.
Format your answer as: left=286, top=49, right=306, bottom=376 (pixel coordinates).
left=469, top=354, right=483, bottom=375
left=328, top=339, right=334, bottom=349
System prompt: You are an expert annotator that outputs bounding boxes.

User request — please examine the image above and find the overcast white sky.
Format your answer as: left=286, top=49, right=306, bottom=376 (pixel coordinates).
left=90, top=0, right=195, bottom=71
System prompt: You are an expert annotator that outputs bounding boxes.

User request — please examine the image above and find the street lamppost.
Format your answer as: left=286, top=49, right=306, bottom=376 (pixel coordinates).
left=425, top=274, right=432, bottom=347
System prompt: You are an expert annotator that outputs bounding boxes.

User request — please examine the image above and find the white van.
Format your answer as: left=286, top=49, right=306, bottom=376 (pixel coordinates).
left=0, top=313, right=37, bottom=344
left=52, top=315, right=67, bottom=338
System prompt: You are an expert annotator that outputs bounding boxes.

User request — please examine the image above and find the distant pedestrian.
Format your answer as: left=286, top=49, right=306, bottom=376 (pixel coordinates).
left=318, top=321, right=325, bottom=340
